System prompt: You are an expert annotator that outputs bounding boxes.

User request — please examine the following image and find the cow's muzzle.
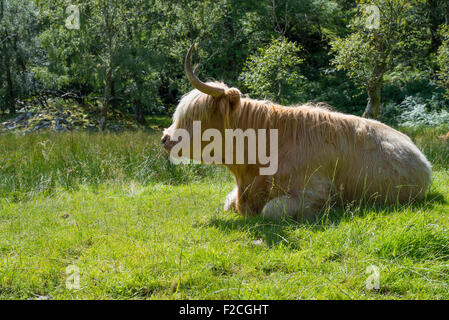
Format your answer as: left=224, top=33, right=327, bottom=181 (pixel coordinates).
left=161, top=131, right=176, bottom=152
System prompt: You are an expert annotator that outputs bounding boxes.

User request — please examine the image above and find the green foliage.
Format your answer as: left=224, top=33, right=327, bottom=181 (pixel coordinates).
left=381, top=70, right=449, bottom=124
left=395, top=96, right=449, bottom=128
left=330, top=32, right=375, bottom=86
left=240, top=37, right=304, bottom=104
left=330, top=0, right=419, bottom=87
left=329, top=0, right=430, bottom=118
left=0, top=0, right=42, bottom=112
left=0, top=0, right=448, bottom=126
left=437, top=26, right=449, bottom=97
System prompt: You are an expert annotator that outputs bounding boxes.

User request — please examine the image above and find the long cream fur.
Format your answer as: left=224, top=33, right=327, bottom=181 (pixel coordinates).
left=163, top=82, right=432, bottom=220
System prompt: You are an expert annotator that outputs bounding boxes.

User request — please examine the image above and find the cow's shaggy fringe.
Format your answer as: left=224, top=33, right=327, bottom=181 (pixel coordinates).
left=174, top=81, right=393, bottom=151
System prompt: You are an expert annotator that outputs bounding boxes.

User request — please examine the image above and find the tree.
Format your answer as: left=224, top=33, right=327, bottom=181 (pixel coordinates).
left=5, top=0, right=444, bottom=128
left=37, top=0, right=136, bottom=130
left=37, top=0, right=237, bottom=125
left=85, top=0, right=128, bottom=131
left=149, top=0, right=242, bottom=101
left=240, top=37, right=304, bottom=104
left=437, top=26, right=449, bottom=98
left=0, top=0, right=39, bottom=114
left=116, top=0, right=169, bottom=124
left=330, top=0, right=421, bottom=119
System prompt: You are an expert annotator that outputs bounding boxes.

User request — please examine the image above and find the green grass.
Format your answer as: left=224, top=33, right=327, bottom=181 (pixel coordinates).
left=0, top=126, right=448, bottom=299
left=0, top=130, right=229, bottom=201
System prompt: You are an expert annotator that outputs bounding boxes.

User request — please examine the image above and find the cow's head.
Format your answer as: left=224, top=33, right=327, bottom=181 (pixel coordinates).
left=161, top=45, right=242, bottom=158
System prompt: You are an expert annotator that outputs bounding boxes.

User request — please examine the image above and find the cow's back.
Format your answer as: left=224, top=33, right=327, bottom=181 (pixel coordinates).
left=332, top=116, right=431, bottom=203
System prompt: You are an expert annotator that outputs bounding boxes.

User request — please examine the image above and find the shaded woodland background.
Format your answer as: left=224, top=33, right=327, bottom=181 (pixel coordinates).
left=1, top=0, right=449, bottom=130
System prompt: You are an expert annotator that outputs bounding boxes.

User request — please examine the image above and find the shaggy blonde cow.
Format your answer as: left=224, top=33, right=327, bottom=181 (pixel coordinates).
left=161, top=45, right=432, bottom=220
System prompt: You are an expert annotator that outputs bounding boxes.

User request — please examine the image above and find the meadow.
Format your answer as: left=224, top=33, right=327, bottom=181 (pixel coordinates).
left=0, top=126, right=448, bottom=299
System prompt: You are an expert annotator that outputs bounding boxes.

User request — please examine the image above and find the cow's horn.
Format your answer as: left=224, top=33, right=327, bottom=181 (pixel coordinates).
left=185, top=44, right=225, bottom=98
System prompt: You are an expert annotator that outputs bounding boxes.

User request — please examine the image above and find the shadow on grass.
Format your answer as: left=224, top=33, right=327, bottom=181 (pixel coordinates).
left=319, top=189, right=446, bottom=224
left=206, top=214, right=301, bottom=249
left=205, top=190, right=446, bottom=248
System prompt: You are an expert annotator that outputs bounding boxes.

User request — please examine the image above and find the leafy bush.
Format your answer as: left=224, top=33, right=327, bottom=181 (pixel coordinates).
left=437, top=26, right=449, bottom=98
left=239, top=37, right=304, bottom=104
left=395, top=96, right=449, bottom=128
left=299, top=72, right=366, bottom=115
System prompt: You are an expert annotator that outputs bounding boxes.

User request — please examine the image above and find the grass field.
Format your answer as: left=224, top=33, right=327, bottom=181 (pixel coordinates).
left=0, top=126, right=448, bottom=299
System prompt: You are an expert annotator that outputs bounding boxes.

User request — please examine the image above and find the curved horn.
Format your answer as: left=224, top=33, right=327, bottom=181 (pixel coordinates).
left=185, top=44, right=225, bottom=98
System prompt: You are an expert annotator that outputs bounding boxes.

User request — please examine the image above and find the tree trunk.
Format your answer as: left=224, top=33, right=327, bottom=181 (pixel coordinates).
left=100, top=66, right=111, bottom=132
left=110, top=80, right=117, bottom=110
left=1, top=0, right=15, bottom=115
left=363, top=32, right=387, bottom=120
left=276, top=79, right=282, bottom=102
left=100, top=4, right=114, bottom=132
left=363, top=81, right=383, bottom=120
left=446, top=0, right=449, bottom=26
left=4, top=50, right=15, bottom=115
left=363, top=58, right=386, bottom=119
left=134, top=98, right=146, bottom=125
left=133, top=77, right=146, bottom=125
left=427, top=0, right=442, bottom=53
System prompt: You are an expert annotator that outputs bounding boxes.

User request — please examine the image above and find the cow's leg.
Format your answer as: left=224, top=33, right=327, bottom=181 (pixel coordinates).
left=261, top=195, right=304, bottom=220
left=261, top=181, right=332, bottom=221
left=224, top=187, right=238, bottom=212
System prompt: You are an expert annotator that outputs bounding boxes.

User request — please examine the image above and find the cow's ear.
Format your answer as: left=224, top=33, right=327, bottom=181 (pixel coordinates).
left=225, top=88, right=241, bottom=111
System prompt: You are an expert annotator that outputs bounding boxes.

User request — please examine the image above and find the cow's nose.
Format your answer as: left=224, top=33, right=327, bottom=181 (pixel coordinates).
left=161, top=134, right=169, bottom=145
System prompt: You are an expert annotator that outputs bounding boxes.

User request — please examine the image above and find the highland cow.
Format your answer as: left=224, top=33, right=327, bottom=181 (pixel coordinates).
left=161, top=45, right=432, bottom=220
